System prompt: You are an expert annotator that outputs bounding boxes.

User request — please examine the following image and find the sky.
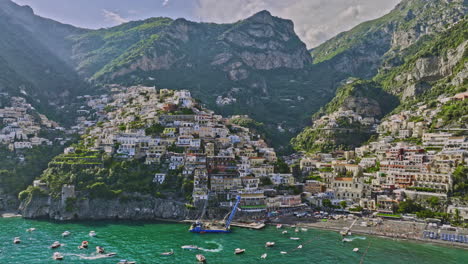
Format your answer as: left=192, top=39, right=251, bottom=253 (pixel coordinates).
left=12, top=0, right=400, bottom=48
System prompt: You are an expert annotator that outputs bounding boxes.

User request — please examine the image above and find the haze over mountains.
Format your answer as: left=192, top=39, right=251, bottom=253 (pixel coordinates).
left=0, top=0, right=466, bottom=150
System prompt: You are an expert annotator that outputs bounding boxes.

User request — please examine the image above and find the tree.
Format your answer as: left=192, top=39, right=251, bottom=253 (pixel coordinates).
left=427, top=197, right=440, bottom=212
left=322, top=199, right=332, bottom=208
left=339, top=201, right=347, bottom=209
left=274, top=159, right=290, bottom=173
left=453, top=209, right=462, bottom=225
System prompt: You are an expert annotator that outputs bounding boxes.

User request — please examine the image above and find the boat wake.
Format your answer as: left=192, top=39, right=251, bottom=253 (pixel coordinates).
left=197, top=241, right=223, bottom=252
left=64, top=253, right=116, bottom=260
left=342, top=236, right=367, bottom=242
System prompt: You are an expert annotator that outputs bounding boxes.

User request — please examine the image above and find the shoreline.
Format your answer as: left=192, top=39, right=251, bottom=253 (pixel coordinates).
left=4, top=213, right=467, bottom=250
left=268, top=219, right=468, bottom=250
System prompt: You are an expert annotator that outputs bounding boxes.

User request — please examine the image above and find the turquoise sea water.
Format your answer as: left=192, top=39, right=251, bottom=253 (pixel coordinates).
left=0, top=218, right=467, bottom=264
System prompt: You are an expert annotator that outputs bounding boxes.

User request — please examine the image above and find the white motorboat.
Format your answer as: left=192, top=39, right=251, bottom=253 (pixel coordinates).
left=276, top=224, right=282, bottom=229
left=26, top=228, right=36, bottom=232
left=50, top=241, right=61, bottom=249
left=160, top=249, right=173, bottom=256
left=89, top=231, right=97, bottom=237
left=353, top=248, right=359, bottom=252
left=196, top=254, right=206, bottom=262
left=261, top=253, right=267, bottom=259
left=13, top=237, right=21, bottom=244
left=297, top=245, right=303, bottom=249
left=290, top=237, right=300, bottom=240
left=301, top=228, right=308, bottom=232
left=295, top=228, right=299, bottom=232
left=265, top=242, right=275, bottom=247
left=280, top=251, right=287, bottom=254
left=234, top=248, right=245, bottom=254
left=117, top=260, right=136, bottom=264
left=53, top=252, right=64, bottom=260
left=181, top=245, right=198, bottom=250
left=62, top=231, right=71, bottom=237
left=282, top=231, right=288, bottom=234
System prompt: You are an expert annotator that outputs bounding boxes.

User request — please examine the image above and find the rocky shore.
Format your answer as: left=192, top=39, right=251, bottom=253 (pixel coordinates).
left=19, top=194, right=199, bottom=221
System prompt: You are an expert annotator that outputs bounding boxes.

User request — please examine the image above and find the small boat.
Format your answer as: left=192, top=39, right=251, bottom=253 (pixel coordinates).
left=280, top=251, right=287, bottom=254
left=297, top=245, right=303, bottom=249
left=117, top=260, right=136, bottom=264
left=62, top=231, right=71, bottom=237
left=26, top=228, right=36, bottom=232
left=196, top=254, right=206, bottom=262
left=160, top=249, right=174, bottom=256
left=53, top=252, right=64, bottom=260
left=353, top=248, right=359, bottom=252
left=89, top=231, right=97, bottom=237
left=295, top=228, right=299, bottom=232
left=50, top=241, right=61, bottom=249
left=79, top=241, right=89, bottom=249
left=265, top=241, right=275, bottom=247
left=290, top=237, right=300, bottom=240
left=96, top=246, right=105, bottom=254
left=261, top=253, right=267, bottom=259
left=181, top=245, right=198, bottom=250
left=282, top=231, right=288, bottom=234
left=276, top=224, right=282, bottom=229
left=234, top=248, right=245, bottom=254
left=301, top=228, right=308, bottom=232
left=13, top=237, right=21, bottom=244
left=106, top=253, right=117, bottom=257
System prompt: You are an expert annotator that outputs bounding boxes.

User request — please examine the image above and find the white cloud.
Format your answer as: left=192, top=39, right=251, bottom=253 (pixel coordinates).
left=102, top=9, right=128, bottom=25
left=194, top=0, right=401, bottom=48
left=162, top=0, right=170, bottom=7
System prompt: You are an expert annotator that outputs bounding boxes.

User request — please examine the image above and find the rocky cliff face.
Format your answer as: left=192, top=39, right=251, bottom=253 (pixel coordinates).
left=88, top=11, right=312, bottom=82
left=399, top=40, right=467, bottom=99
left=311, top=0, right=467, bottom=78
left=20, top=194, right=196, bottom=221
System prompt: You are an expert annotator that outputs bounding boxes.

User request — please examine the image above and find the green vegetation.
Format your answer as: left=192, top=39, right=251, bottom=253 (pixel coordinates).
left=376, top=213, right=401, bottom=218
left=406, top=187, right=438, bottom=193
left=0, top=145, right=68, bottom=196
left=452, top=165, right=468, bottom=199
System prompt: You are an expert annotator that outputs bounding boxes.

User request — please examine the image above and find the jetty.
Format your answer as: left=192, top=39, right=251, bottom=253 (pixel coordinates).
left=341, top=218, right=358, bottom=236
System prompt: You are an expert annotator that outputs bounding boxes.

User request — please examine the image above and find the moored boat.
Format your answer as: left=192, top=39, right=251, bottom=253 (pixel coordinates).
left=301, top=228, right=307, bottom=232
left=117, top=260, right=136, bottom=264
left=52, top=252, right=64, bottom=260
left=96, top=246, right=105, bottom=254
left=160, top=249, right=174, bottom=256
left=26, top=228, right=36, bottom=232
left=13, top=237, right=21, bottom=244
left=79, top=241, right=89, bottom=249
left=234, top=248, right=245, bottom=254
left=297, top=245, right=303, bottom=249
left=50, top=241, right=61, bottom=249
left=295, top=228, right=299, bottom=232
left=282, top=230, right=288, bottom=234
left=196, top=254, right=206, bottom=262
left=353, top=248, right=359, bottom=252
left=265, top=241, right=275, bottom=247
left=62, top=231, right=71, bottom=237
left=280, top=251, right=287, bottom=254
left=261, top=253, right=267, bottom=259
left=276, top=224, right=282, bottom=229
left=89, top=231, right=97, bottom=237
left=290, top=237, right=300, bottom=240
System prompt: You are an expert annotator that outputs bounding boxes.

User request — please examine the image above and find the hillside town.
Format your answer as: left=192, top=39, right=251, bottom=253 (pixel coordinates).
left=0, top=95, right=69, bottom=151
left=290, top=92, right=468, bottom=226
left=73, top=86, right=313, bottom=212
